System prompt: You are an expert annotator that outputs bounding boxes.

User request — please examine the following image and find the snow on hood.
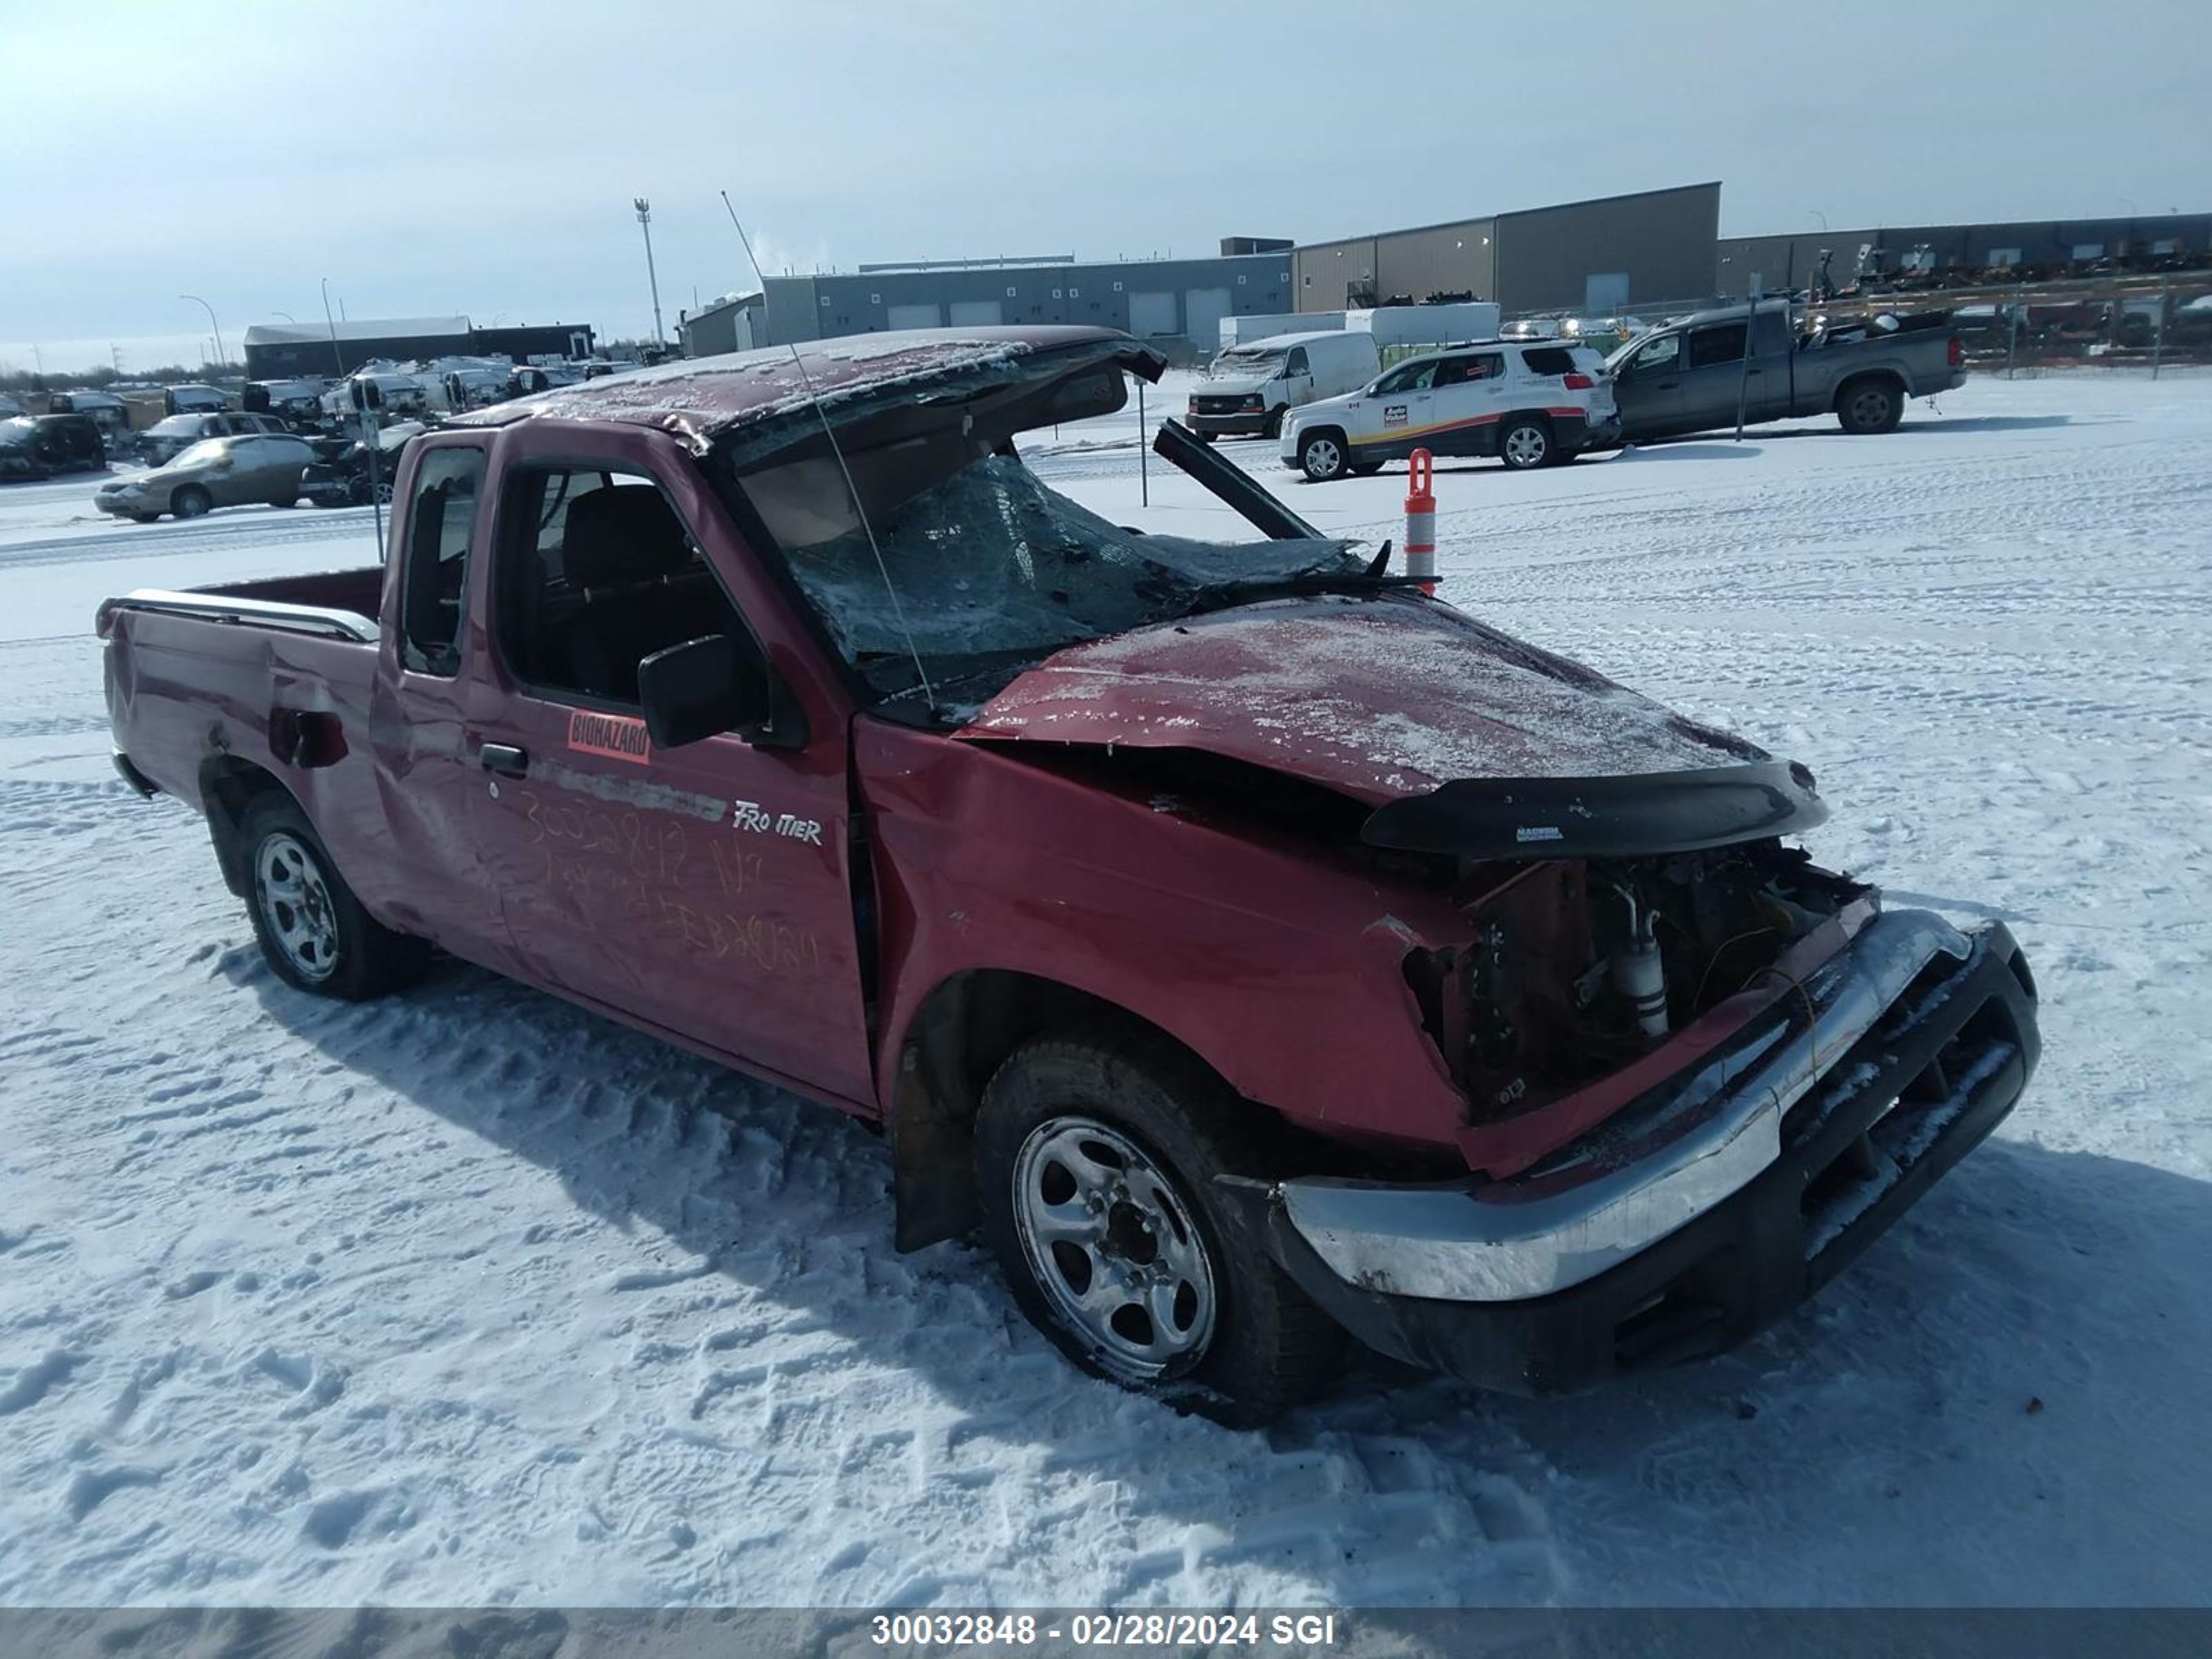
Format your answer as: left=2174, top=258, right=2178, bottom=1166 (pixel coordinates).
left=957, top=594, right=1765, bottom=803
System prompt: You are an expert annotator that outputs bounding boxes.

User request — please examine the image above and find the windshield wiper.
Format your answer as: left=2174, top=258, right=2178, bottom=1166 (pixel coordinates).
left=1176, top=561, right=1427, bottom=618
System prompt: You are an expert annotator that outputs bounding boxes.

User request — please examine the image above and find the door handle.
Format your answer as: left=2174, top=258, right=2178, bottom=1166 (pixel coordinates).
left=1657, top=380, right=1680, bottom=390
left=479, top=742, right=529, bottom=777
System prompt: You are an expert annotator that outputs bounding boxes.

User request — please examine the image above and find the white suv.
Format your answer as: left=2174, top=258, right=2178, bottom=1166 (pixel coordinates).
left=1280, top=341, right=1620, bottom=482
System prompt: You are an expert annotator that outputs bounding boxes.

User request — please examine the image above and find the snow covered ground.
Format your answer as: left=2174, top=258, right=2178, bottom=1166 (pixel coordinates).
left=1, top=373, right=2209, bottom=1611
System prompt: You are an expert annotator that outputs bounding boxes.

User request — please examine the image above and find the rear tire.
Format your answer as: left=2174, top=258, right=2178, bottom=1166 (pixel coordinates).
left=171, top=485, right=212, bottom=519
left=1498, top=416, right=1552, bottom=471
left=975, top=1032, right=1346, bottom=1425
left=1837, top=377, right=1903, bottom=434
left=239, top=794, right=427, bottom=1000
left=1297, top=429, right=1349, bottom=483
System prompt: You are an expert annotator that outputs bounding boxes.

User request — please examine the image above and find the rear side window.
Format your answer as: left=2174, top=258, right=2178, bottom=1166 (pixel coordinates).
left=400, top=447, right=487, bottom=676
left=497, top=462, right=749, bottom=707
left=1687, top=324, right=1748, bottom=368
left=1519, top=347, right=1578, bottom=377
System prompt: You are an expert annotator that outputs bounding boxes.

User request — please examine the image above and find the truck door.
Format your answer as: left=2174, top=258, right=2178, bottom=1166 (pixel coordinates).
left=1612, top=330, right=1685, bottom=436
left=1680, top=320, right=1783, bottom=427
left=1281, top=344, right=1313, bottom=412
left=463, top=431, right=876, bottom=1105
left=367, top=435, right=519, bottom=972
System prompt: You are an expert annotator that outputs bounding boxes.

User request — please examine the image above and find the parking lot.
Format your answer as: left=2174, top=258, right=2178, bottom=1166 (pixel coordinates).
left=0, top=367, right=2206, bottom=1606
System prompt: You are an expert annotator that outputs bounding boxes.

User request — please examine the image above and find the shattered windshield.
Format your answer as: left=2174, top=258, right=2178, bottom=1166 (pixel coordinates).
left=729, top=449, right=1364, bottom=717
left=1208, top=347, right=1286, bottom=376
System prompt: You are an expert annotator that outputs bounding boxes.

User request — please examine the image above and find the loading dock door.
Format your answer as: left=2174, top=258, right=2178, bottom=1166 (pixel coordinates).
left=1584, top=272, right=1630, bottom=312
left=1128, top=290, right=1178, bottom=337
left=886, top=303, right=943, bottom=330
left=949, top=300, right=1004, bottom=326
left=1183, top=288, right=1231, bottom=348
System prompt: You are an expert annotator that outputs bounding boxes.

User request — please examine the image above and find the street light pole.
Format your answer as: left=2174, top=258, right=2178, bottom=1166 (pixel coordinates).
left=635, top=197, right=666, bottom=349
left=180, top=294, right=226, bottom=373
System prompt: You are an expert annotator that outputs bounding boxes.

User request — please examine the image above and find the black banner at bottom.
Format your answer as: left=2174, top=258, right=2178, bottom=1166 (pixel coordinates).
left=1, top=1606, right=2207, bottom=1659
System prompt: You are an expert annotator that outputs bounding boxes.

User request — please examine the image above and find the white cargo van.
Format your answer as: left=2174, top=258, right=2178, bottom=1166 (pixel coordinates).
left=1185, top=330, right=1382, bottom=441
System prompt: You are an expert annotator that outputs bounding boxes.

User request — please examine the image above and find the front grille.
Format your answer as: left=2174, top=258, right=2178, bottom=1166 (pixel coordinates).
left=1191, top=396, right=1252, bottom=415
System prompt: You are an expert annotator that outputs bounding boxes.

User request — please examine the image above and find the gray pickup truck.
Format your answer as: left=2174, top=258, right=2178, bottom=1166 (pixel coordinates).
left=1608, top=299, right=1965, bottom=442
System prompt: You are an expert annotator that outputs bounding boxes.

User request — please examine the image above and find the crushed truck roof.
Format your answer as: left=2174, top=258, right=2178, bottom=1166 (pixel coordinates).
left=448, top=326, right=1165, bottom=453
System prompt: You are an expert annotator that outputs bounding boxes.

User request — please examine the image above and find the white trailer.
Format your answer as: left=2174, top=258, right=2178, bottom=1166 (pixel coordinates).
left=1219, top=310, right=1344, bottom=350
left=1347, top=302, right=1503, bottom=349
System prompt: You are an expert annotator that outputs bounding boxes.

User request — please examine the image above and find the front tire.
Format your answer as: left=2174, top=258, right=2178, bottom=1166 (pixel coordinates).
left=1264, top=405, right=1288, bottom=440
left=171, top=485, right=212, bottom=518
left=241, top=795, right=427, bottom=1000
left=1297, top=429, right=1349, bottom=483
left=975, top=1033, right=1346, bottom=1425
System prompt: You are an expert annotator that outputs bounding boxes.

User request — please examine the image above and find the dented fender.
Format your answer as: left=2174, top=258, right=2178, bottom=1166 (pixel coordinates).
left=857, top=719, right=1477, bottom=1154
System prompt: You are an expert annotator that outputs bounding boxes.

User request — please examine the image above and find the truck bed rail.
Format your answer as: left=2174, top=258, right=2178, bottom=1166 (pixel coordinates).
left=97, top=588, right=380, bottom=644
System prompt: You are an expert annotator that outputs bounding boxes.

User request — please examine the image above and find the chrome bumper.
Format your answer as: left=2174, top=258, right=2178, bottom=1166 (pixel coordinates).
left=1277, top=908, right=1972, bottom=1302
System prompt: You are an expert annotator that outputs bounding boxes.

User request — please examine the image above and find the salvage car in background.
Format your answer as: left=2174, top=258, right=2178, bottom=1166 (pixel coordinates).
left=95, top=432, right=315, bottom=521
left=1, top=412, right=109, bottom=480
left=1609, top=299, right=1964, bottom=441
left=136, top=411, right=294, bottom=467
left=98, top=326, right=2039, bottom=1421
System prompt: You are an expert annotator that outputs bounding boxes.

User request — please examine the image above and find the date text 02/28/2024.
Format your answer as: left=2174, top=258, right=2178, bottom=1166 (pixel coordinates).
left=868, top=1611, right=1341, bottom=1649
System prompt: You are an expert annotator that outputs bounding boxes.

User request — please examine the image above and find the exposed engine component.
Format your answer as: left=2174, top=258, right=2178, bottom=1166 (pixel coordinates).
left=1610, top=886, right=1670, bottom=1038
left=1443, top=841, right=1873, bottom=1125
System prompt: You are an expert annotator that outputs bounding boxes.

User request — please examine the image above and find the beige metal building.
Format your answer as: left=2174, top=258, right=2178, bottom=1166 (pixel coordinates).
left=1294, top=182, right=1722, bottom=317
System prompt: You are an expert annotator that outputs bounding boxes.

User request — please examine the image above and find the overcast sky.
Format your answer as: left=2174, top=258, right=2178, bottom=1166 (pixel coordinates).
left=3, top=0, right=2205, bottom=375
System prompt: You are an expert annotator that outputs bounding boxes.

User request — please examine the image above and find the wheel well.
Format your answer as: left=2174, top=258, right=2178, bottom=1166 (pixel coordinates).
left=1300, top=423, right=1348, bottom=447
left=1833, top=370, right=1904, bottom=410
left=198, top=756, right=292, bottom=894
left=887, top=969, right=1230, bottom=1252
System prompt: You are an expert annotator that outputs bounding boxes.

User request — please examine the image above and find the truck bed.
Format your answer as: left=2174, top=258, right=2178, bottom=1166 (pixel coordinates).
left=100, top=566, right=384, bottom=642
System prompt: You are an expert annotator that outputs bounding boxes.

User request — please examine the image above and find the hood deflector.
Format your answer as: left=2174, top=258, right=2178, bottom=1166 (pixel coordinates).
left=1358, top=760, right=1828, bottom=860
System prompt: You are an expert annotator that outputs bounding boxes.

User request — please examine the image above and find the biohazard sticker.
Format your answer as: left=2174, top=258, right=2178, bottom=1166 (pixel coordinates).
left=568, top=708, right=652, bottom=764
left=1383, top=404, right=1408, bottom=429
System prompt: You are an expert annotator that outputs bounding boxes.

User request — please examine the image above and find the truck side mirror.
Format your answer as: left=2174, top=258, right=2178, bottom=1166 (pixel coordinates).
left=637, top=633, right=805, bottom=751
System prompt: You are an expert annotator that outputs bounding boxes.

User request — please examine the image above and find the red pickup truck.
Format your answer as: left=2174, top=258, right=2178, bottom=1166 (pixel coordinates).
left=99, top=327, right=2041, bottom=1423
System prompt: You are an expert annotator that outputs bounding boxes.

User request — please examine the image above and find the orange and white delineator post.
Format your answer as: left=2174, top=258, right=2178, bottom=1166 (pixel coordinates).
left=1404, top=448, right=1436, bottom=594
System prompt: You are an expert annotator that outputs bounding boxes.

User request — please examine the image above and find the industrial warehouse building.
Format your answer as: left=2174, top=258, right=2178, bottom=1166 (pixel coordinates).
left=759, top=251, right=1299, bottom=359
left=241, top=317, right=597, bottom=378
left=703, top=185, right=2209, bottom=359
left=1292, top=182, right=1723, bottom=318
left=746, top=185, right=1727, bottom=355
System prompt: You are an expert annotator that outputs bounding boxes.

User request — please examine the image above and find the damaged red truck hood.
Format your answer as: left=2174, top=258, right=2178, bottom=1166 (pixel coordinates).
left=956, top=594, right=1828, bottom=859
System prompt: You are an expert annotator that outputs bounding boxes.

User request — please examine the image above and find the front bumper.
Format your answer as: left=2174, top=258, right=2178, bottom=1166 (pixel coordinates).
left=1221, top=912, right=2040, bottom=1395
left=93, top=494, right=147, bottom=516
left=1187, top=408, right=1271, bottom=437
